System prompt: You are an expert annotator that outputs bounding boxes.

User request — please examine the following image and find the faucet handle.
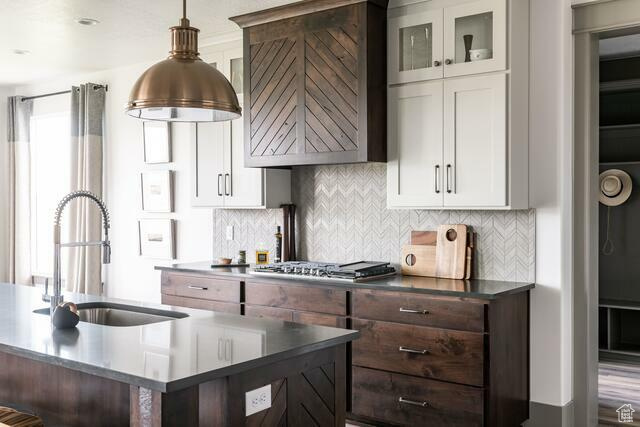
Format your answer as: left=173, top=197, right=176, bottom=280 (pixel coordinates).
left=42, top=278, right=51, bottom=302
left=103, top=241, right=111, bottom=264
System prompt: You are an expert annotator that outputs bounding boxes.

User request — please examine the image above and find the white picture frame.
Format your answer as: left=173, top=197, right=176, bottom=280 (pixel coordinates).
left=141, top=170, right=174, bottom=212
left=138, top=219, right=176, bottom=259
left=143, top=121, right=172, bottom=164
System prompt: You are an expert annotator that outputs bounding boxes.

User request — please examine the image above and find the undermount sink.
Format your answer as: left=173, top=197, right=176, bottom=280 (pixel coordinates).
left=33, top=302, right=188, bottom=327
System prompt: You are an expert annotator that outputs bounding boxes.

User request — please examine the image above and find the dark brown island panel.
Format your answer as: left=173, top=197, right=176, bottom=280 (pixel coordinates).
left=0, top=345, right=346, bottom=427
left=158, top=264, right=533, bottom=426
left=0, top=283, right=357, bottom=427
left=229, top=0, right=388, bottom=167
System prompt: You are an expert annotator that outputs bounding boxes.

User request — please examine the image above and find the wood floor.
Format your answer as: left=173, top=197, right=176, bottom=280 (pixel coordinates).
left=599, top=362, right=640, bottom=426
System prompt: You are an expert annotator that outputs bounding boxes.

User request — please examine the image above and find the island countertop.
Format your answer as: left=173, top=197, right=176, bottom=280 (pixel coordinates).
left=0, top=283, right=358, bottom=393
left=155, top=261, right=534, bottom=299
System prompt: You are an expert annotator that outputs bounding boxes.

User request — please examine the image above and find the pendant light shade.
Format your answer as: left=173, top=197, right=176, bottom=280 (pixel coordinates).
left=126, top=1, right=241, bottom=122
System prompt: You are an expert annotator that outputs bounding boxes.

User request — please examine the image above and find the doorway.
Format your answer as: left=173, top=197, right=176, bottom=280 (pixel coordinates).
left=574, top=3, right=640, bottom=426
left=597, top=33, right=640, bottom=426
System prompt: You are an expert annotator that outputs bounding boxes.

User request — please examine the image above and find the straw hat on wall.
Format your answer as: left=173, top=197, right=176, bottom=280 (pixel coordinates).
left=599, top=169, right=632, bottom=206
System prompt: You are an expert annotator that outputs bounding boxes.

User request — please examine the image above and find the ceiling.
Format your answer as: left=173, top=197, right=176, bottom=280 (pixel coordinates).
left=0, top=0, right=296, bottom=85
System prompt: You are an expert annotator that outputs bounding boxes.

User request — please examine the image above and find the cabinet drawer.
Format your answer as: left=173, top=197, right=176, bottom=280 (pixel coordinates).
left=245, top=282, right=347, bottom=315
left=293, top=311, right=347, bottom=328
left=245, top=305, right=347, bottom=328
left=244, top=305, right=293, bottom=322
left=351, top=318, right=485, bottom=386
left=352, top=289, right=485, bottom=332
left=162, top=295, right=241, bottom=314
left=351, top=366, right=483, bottom=427
left=161, top=272, right=240, bottom=302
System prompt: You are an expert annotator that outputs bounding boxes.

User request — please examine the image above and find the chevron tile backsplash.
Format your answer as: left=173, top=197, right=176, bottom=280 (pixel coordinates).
left=213, top=163, right=535, bottom=282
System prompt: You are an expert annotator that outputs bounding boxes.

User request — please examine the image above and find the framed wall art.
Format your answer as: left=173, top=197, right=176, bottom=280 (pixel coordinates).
left=141, top=170, right=174, bottom=212
left=138, top=219, right=176, bottom=259
left=143, top=121, right=172, bottom=164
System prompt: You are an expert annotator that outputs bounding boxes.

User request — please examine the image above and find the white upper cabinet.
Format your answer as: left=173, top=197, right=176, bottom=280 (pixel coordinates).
left=387, top=0, right=529, bottom=210
left=387, top=81, right=444, bottom=207
left=443, top=0, right=506, bottom=77
left=192, top=47, right=291, bottom=209
left=192, top=121, right=226, bottom=207
left=443, top=74, right=506, bottom=207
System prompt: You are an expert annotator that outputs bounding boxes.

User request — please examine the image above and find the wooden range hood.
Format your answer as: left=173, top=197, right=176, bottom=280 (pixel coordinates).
left=230, top=0, right=388, bottom=167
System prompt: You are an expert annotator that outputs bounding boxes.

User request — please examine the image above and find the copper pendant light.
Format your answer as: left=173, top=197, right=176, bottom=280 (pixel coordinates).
left=126, top=0, right=241, bottom=122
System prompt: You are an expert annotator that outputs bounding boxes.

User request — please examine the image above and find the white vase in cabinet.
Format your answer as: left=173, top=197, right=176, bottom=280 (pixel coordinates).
left=191, top=48, right=291, bottom=209
left=388, top=0, right=507, bottom=84
left=388, top=73, right=519, bottom=209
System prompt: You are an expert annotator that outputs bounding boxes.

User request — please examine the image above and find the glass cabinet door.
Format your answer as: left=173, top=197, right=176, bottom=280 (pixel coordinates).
left=443, top=0, right=506, bottom=78
left=388, top=10, right=443, bottom=84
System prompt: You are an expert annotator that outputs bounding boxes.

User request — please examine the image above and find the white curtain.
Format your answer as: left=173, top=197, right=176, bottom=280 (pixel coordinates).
left=6, top=96, right=33, bottom=285
left=66, top=84, right=106, bottom=295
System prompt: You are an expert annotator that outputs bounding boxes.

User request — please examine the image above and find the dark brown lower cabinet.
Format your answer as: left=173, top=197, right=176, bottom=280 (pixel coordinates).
left=349, top=290, right=530, bottom=427
left=352, top=366, right=484, bottom=427
left=159, top=270, right=530, bottom=426
left=244, top=304, right=347, bottom=328
left=351, top=318, right=485, bottom=386
left=162, top=294, right=241, bottom=314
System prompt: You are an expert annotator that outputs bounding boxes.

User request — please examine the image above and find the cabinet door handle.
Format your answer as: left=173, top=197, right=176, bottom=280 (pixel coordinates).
left=399, top=346, right=429, bottom=355
left=217, top=174, right=223, bottom=197
left=446, top=164, right=452, bottom=194
left=187, top=285, right=208, bottom=290
left=433, top=60, right=441, bottom=67
left=399, top=397, right=429, bottom=408
left=399, top=307, right=429, bottom=315
left=224, top=173, right=231, bottom=196
left=218, top=338, right=224, bottom=360
left=225, top=339, right=232, bottom=361
left=434, top=165, right=440, bottom=194
left=445, top=59, right=453, bottom=65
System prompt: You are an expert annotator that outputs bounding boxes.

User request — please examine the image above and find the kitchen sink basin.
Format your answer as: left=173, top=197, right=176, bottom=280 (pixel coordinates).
left=33, top=302, right=188, bottom=327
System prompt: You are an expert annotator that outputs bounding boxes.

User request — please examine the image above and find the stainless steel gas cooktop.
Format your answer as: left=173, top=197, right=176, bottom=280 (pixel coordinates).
left=250, top=261, right=396, bottom=283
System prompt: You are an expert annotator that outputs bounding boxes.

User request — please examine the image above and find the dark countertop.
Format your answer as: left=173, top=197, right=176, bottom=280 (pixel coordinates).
left=0, top=283, right=358, bottom=392
left=155, top=262, right=534, bottom=299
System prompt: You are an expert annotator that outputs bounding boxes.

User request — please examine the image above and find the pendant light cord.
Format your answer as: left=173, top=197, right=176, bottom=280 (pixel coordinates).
left=183, top=0, right=187, bottom=20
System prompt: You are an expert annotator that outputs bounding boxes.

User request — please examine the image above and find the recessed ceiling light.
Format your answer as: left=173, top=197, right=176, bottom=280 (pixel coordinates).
left=12, top=49, right=30, bottom=55
left=76, top=17, right=100, bottom=26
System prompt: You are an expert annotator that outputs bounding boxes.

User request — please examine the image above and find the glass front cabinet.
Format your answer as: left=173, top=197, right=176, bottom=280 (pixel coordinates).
left=387, top=0, right=529, bottom=210
left=388, top=0, right=506, bottom=84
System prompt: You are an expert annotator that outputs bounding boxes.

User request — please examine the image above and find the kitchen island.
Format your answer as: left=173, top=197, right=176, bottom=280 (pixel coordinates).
left=0, top=283, right=358, bottom=426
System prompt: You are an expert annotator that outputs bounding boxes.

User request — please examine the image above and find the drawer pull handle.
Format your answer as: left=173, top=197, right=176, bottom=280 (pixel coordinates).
left=399, top=307, right=429, bottom=315
left=399, top=346, right=429, bottom=355
left=187, top=285, right=208, bottom=290
left=399, top=397, right=429, bottom=408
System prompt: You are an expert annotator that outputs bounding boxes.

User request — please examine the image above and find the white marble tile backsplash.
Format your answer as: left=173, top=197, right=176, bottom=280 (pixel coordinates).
left=212, top=163, right=535, bottom=282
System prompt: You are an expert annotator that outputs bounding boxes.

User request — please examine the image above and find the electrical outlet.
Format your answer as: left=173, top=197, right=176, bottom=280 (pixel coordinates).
left=245, top=384, right=271, bottom=416
left=226, top=225, right=234, bottom=241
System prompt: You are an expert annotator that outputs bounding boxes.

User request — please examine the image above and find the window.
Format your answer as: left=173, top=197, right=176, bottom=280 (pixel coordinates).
left=29, top=96, right=70, bottom=277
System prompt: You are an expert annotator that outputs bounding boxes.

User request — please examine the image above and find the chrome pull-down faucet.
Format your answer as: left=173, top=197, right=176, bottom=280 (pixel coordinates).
left=45, top=191, right=111, bottom=314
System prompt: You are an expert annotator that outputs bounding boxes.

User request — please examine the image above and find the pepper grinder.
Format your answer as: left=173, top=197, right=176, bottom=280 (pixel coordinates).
left=274, top=226, right=282, bottom=264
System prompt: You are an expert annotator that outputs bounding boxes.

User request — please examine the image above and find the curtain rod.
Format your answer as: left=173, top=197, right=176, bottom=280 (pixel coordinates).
left=21, top=84, right=108, bottom=102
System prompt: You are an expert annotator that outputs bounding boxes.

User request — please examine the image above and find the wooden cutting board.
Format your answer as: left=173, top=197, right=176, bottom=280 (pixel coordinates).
left=401, top=244, right=436, bottom=277
left=410, top=230, right=437, bottom=246
left=435, top=224, right=468, bottom=279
